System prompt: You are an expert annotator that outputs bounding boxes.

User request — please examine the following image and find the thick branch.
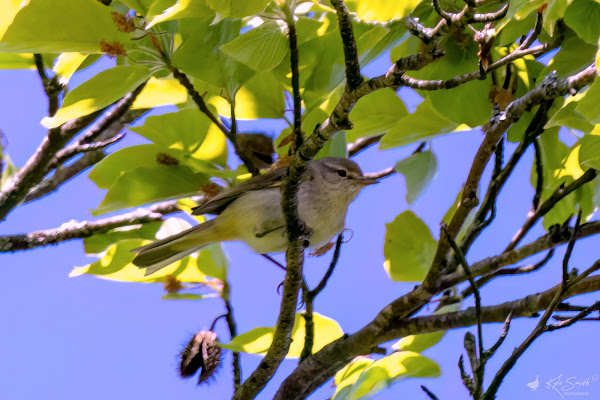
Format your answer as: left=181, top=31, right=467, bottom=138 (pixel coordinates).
left=331, top=0, right=363, bottom=91
left=0, top=200, right=180, bottom=252
left=232, top=9, right=309, bottom=399
left=274, top=275, right=600, bottom=400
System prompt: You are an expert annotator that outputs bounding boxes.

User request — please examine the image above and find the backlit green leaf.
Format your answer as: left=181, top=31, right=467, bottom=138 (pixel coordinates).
left=220, top=22, right=288, bottom=72
left=132, top=77, right=189, bottom=109
left=347, top=88, right=408, bottom=142
left=343, top=351, right=441, bottom=399
left=379, top=97, right=470, bottom=149
left=0, top=53, right=33, bottom=69
left=396, top=150, right=438, bottom=204
left=221, top=312, right=343, bottom=358
left=73, top=218, right=220, bottom=284
left=355, top=0, right=423, bottom=22
left=565, top=0, right=600, bottom=45
left=92, top=165, right=208, bottom=215
left=0, top=0, right=130, bottom=53
left=332, top=357, right=375, bottom=400
left=384, top=211, right=437, bottom=282
left=42, top=65, right=150, bottom=128
left=145, top=0, right=214, bottom=28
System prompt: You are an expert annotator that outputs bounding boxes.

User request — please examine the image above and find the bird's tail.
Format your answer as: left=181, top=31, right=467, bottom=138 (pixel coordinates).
left=132, top=219, right=223, bottom=276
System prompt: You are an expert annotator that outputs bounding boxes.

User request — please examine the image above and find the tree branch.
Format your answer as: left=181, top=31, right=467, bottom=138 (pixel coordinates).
left=222, top=280, right=242, bottom=391
left=34, top=53, right=62, bottom=117
left=505, top=168, right=597, bottom=252
left=0, top=200, right=180, bottom=252
left=274, top=273, right=600, bottom=400
left=300, top=234, right=344, bottom=362
left=232, top=7, right=308, bottom=398
left=0, top=82, right=147, bottom=222
left=331, top=0, right=363, bottom=91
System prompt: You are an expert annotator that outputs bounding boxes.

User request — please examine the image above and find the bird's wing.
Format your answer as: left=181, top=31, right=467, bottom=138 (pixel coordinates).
left=192, top=166, right=288, bottom=215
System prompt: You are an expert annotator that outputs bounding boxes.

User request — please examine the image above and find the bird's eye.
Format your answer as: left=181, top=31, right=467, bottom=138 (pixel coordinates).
left=337, top=169, right=347, bottom=177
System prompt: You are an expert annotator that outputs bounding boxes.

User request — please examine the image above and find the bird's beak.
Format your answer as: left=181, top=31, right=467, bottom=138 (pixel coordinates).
left=353, top=176, right=379, bottom=186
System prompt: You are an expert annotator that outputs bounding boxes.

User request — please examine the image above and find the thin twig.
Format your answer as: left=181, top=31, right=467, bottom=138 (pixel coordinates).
left=222, top=280, right=242, bottom=391
left=300, top=235, right=344, bottom=362
left=446, top=231, right=484, bottom=398
left=461, top=249, right=554, bottom=299
left=34, top=54, right=61, bottom=116
left=506, top=169, right=597, bottom=252
left=170, top=67, right=259, bottom=175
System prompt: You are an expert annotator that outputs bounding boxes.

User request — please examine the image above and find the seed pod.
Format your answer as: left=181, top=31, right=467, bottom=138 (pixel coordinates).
left=179, top=330, right=222, bottom=385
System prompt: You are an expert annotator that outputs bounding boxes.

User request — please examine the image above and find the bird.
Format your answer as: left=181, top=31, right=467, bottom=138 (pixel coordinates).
left=132, top=157, right=378, bottom=275
left=526, top=375, right=539, bottom=391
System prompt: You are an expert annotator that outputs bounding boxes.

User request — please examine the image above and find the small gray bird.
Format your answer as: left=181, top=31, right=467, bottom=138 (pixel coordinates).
left=132, top=157, right=377, bottom=275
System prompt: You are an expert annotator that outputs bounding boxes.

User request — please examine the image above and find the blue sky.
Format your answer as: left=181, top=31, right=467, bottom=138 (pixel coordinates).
left=0, top=52, right=598, bottom=400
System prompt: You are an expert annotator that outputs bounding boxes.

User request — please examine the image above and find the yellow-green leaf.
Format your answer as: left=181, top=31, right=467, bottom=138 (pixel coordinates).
left=347, top=88, right=408, bottom=141
left=332, top=357, right=375, bottom=400
left=356, top=0, right=422, bottom=22
left=42, top=65, right=150, bottom=128
left=220, top=22, right=288, bottom=72
left=341, top=352, right=441, bottom=399
left=396, top=150, right=438, bottom=204
left=145, top=0, right=214, bottom=28
left=221, top=312, right=343, bottom=358
left=384, top=211, right=437, bottom=282
left=379, top=97, right=470, bottom=149
left=0, top=0, right=130, bottom=53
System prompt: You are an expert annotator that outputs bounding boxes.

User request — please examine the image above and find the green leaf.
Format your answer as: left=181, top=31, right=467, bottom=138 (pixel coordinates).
left=0, top=53, right=33, bottom=69
left=344, top=351, right=441, bottom=399
left=72, top=218, right=216, bottom=283
left=391, top=302, right=461, bottom=353
left=42, top=65, right=150, bottom=128
left=565, top=0, right=600, bottom=45
left=414, top=37, right=492, bottom=127
left=208, top=71, right=285, bottom=119
left=384, top=211, right=437, bottom=282
left=195, top=243, right=229, bottom=280
left=221, top=312, right=344, bottom=358
left=539, top=34, right=598, bottom=79
left=92, top=165, right=208, bottom=215
left=131, top=108, right=228, bottom=166
left=84, top=221, right=162, bottom=254
left=132, top=77, right=189, bottom=109
left=161, top=293, right=210, bottom=300
left=230, top=0, right=271, bottom=17
left=347, top=88, right=408, bottom=142
left=0, top=0, right=25, bottom=39
left=172, top=18, right=254, bottom=96
left=579, top=133, right=600, bottom=169
left=52, top=53, right=89, bottom=85
left=379, top=97, right=470, bottom=149
left=120, top=0, right=156, bottom=15
left=332, top=357, right=375, bottom=400
left=545, top=94, right=595, bottom=134
left=575, top=79, right=600, bottom=124
left=0, top=0, right=130, bottom=53
left=145, top=0, right=214, bottom=28
left=220, top=22, right=288, bottom=72
left=355, top=0, right=423, bottom=22
left=396, top=150, right=438, bottom=204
